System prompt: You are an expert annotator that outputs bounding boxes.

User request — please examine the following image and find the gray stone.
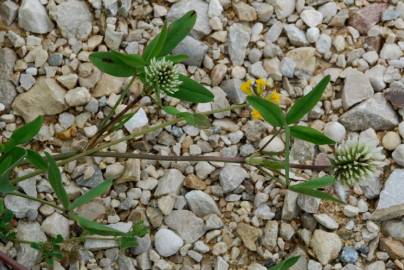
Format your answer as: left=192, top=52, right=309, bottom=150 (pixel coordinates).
left=167, top=0, right=211, bottom=38
left=124, top=108, right=149, bottom=132
left=105, top=26, right=123, bottom=50
left=274, top=0, right=296, bottom=19
left=18, top=0, right=54, bottom=34
left=342, top=70, right=374, bottom=109
left=310, top=230, right=342, bottom=265
left=215, top=256, right=229, bottom=270
left=154, top=169, right=185, bottom=196
left=382, top=219, right=404, bottom=242
left=228, top=23, right=250, bottom=65
left=280, top=57, right=295, bottom=78
left=297, top=194, right=320, bottom=214
left=130, top=234, right=151, bottom=255
left=0, top=1, right=18, bottom=25
left=392, top=145, right=404, bottom=167
left=52, top=0, right=92, bottom=40
left=286, top=47, right=316, bottom=77
left=0, top=48, right=16, bottom=80
left=65, top=87, right=91, bottom=106
left=4, top=195, right=40, bottom=219
left=41, top=212, right=70, bottom=239
left=365, top=65, right=386, bottom=92
left=12, top=77, right=66, bottom=122
left=233, top=2, right=257, bottom=22
left=173, top=36, right=208, bottom=67
left=314, top=214, right=339, bottom=230
left=316, top=34, right=332, bottom=54
left=219, top=165, right=248, bottom=193
left=220, top=79, right=246, bottom=104
left=0, top=79, right=17, bottom=110
left=19, top=74, right=35, bottom=90
left=165, top=210, right=205, bottom=243
left=185, top=190, right=220, bottom=217
left=76, top=166, right=104, bottom=188
left=301, top=9, right=323, bottom=27
left=264, top=21, right=283, bottom=43
left=340, top=93, right=399, bottom=131
left=340, top=247, right=359, bottom=264
left=48, top=53, right=64, bottom=66
left=16, top=222, right=47, bottom=268
left=284, top=24, right=308, bottom=46
left=282, top=191, right=299, bottom=221
left=380, top=43, right=403, bottom=60
left=372, top=170, right=404, bottom=221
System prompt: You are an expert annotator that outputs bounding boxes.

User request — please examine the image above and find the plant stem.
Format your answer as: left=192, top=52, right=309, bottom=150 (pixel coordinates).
left=284, top=126, right=291, bottom=187
left=0, top=250, right=29, bottom=270
left=9, top=192, right=67, bottom=215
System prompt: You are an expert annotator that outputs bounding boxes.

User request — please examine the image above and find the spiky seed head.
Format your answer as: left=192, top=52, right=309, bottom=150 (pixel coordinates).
left=144, top=57, right=182, bottom=94
left=331, top=136, right=386, bottom=186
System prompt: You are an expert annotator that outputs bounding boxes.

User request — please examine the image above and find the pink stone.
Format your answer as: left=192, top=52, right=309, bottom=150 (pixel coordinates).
left=348, top=4, right=388, bottom=34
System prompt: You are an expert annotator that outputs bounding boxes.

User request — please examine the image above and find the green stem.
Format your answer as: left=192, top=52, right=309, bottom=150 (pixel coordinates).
left=9, top=192, right=67, bottom=215
left=284, top=126, right=291, bottom=187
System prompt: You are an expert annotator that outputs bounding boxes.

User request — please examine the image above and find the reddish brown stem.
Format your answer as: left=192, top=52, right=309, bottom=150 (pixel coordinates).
left=0, top=250, right=28, bottom=270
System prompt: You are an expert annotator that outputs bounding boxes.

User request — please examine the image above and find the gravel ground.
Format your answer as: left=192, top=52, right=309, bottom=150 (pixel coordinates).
left=1, top=0, right=404, bottom=269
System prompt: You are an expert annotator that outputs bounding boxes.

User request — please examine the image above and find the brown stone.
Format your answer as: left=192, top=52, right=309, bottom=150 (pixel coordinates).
left=348, top=4, right=388, bottom=34
left=184, top=174, right=207, bottom=190
left=237, top=223, right=262, bottom=251
left=380, top=237, right=404, bottom=259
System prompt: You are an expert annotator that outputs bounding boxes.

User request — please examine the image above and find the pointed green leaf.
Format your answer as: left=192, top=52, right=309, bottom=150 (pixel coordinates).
left=9, top=116, right=43, bottom=148
left=269, top=256, right=300, bottom=270
left=163, top=106, right=180, bottom=115
left=290, top=126, right=335, bottom=145
left=0, top=147, right=26, bottom=176
left=89, top=52, right=137, bottom=77
left=167, top=75, right=214, bottom=103
left=143, top=22, right=168, bottom=62
left=75, top=215, right=126, bottom=236
left=131, top=221, right=149, bottom=237
left=145, top=11, right=197, bottom=58
left=247, top=96, right=285, bottom=127
left=69, top=179, right=113, bottom=210
left=286, top=75, right=331, bottom=124
left=179, top=112, right=211, bottom=129
left=26, top=150, right=48, bottom=170
left=45, top=152, right=69, bottom=210
left=289, top=176, right=343, bottom=203
left=110, top=51, right=145, bottom=69
left=119, top=236, right=138, bottom=250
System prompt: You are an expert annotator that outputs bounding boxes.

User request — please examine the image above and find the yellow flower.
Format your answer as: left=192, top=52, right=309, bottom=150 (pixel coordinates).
left=267, top=91, right=281, bottom=104
left=255, top=78, right=266, bottom=95
left=251, top=108, right=263, bottom=120
left=240, top=80, right=254, bottom=95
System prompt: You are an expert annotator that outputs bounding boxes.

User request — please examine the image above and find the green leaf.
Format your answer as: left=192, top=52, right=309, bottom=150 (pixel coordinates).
left=110, top=51, right=145, bottom=70
left=163, top=106, right=210, bottom=128
left=75, top=215, right=126, bottom=236
left=119, top=236, right=138, bottom=250
left=89, top=52, right=137, bottom=77
left=289, top=176, right=343, bottom=203
left=69, top=179, right=113, bottom=210
left=0, top=174, right=15, bottom=194
left=290, top=126, right=335, bottom=145
left=0, top=147, right=26, bottom=176
left=8, top=116, right=43, bottom=148
left=247, top=96, right=285, bottom=127
left=145, top=11, right=197, bottom=58
left=167, top=75, right=214, bottom=103
left=143, top=22, right=168, bottom=62
left=26, top=150, right=48, bottom=170
left=131, top=221, right=149, bottom=237
left=269, top=256, right=300, bottom=270
left=165, top=54, right=188, bottom=63
left=45, top=152, right=69, bottom=210
left=286, top=75, right=331, bottom=124
left=163, top=106, right=180, bottom=115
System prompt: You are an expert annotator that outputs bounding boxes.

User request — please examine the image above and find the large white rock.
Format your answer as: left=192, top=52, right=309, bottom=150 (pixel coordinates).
left=274, top=0, right=296, bottom=19
left=124, top=108, right=149, bottom=132
left=219, top=165, right=248, bottom=193
left=154, top=228, right=183, bottom=257
left=18, top=0, right=54, bottom=34
left=185, top=190, right=220, bottom=217
left=342, top=70, right=374, bottom=109
left=228, top=23, right=251, bottom=66
left=310, top=230, right=342, bottom=265
left=51, top=0, right=92, bottom=40
left=300, top=9, right=323, bottom=27
left=41, top=212, right=70, bottom=239
left=12, top=77, right=66, bottom=122
left=173, top=36, right=208, bottom=67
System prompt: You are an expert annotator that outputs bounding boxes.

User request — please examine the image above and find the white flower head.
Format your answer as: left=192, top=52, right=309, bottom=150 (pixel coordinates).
left=331, top=135, right=386, bottom=186
left=144, top=57, right=182, bottom=94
